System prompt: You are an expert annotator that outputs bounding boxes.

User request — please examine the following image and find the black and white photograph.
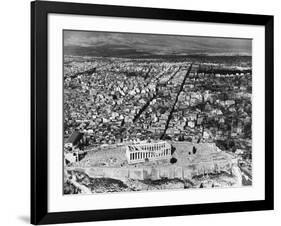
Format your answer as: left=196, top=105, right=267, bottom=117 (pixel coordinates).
left=63, top=30, right=253, bottom=195
left=0, top=0, right=276, bottom=225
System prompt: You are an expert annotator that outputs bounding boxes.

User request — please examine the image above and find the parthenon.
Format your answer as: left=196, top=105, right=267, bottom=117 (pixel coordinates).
left=126, top=141, right=171, bottom=164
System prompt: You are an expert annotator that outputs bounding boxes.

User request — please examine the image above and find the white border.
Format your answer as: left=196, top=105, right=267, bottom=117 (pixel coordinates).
left=48, top=14, right=265, bottom=212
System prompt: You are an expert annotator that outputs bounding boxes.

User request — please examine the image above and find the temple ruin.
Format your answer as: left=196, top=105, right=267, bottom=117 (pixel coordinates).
left=126, top=141, right=171, bottom=164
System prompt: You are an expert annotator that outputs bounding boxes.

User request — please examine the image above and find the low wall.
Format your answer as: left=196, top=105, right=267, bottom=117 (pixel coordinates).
left=69, top=159, right=234, bottom=182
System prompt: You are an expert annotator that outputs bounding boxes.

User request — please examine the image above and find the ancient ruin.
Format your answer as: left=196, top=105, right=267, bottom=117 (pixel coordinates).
left=126, top=141, right=171, bottom=164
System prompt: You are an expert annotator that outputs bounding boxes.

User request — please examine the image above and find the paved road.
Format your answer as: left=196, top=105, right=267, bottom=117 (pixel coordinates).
left=161, top=64, right=193, bottom=139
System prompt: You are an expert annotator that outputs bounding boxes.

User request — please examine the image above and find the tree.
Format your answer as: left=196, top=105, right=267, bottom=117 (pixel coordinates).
left=192, top=146, right=197, bottom=154
left=170, top=157, right=177, bottom=164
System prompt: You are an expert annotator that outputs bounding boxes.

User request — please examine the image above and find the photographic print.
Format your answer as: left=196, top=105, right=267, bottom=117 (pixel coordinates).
left=63, top=30, right=252, bottom=195
left=31, top=2, right=273, bottom=223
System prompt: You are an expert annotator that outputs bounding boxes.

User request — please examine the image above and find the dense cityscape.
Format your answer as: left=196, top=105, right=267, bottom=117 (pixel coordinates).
left=63, top=31, right=252, bottom=194
left=64, top=56, right=251, bottom=153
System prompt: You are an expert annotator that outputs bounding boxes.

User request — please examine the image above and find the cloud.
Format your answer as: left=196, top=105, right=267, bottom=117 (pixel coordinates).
left=64, top=30, right=252, bottom=56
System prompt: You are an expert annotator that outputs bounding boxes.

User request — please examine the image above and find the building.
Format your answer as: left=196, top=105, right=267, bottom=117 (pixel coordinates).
left=64, top=131, right=83, bottom=148
left=126, top=141, right=171, bottom=164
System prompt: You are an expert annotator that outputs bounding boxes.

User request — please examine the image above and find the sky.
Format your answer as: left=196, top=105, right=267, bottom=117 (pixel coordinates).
left=64, top=30, right=252, bottom=57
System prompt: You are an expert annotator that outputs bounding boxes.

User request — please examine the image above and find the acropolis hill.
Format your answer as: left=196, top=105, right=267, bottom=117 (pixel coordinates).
left=65, top=141, right=240, bottom=184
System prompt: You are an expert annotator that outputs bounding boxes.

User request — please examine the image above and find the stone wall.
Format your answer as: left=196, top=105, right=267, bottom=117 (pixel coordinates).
left=69, top=159, right=234, bottom=182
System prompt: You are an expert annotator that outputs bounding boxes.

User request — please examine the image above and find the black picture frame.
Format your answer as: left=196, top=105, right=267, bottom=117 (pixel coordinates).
left=31, top=0, right=274, bottom=224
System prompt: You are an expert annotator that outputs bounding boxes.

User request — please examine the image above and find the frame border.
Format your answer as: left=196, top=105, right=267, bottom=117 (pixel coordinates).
left=31, top=1, right=274, bottom=224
